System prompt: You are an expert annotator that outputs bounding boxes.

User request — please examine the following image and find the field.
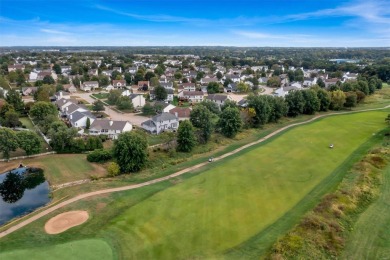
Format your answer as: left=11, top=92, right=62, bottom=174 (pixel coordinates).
left=342, top=165, right=390, bottom=259
left=0, top=239, right=112, bottom=260
left=0, top=110, right=388, bottom=259
left=0, top=154, right=107, bottom=185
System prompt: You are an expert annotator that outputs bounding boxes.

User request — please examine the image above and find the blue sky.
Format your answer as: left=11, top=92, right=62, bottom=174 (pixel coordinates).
left=0, top=0, right=389, bottom=47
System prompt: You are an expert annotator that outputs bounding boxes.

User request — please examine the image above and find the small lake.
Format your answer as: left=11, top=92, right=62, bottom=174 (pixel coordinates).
left=0, top=167, right=50, bottom=226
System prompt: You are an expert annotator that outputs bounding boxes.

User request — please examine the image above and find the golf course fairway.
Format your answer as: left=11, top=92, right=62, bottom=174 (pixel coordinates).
left=0, top=110, right=388, bottom=259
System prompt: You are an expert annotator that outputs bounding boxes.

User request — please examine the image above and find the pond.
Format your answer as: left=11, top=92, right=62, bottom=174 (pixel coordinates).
left=0, top=167, right=50, bottom=226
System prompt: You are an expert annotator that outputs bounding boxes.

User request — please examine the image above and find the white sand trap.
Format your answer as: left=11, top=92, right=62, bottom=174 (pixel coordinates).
left=45, top=210, right=89, bottom=234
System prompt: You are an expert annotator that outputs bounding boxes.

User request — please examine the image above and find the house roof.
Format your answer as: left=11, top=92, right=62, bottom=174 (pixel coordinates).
left=128, top=94, right=143, bottom=100
left=83, top=81, right=99, bottom=85
left=206, top=94, right=229, bottom=101
left=183, top=91, right=203, bottom=96
left=69, top=110, right=95, bottom=124
left=113, top=80, right=126, bottom=85
left=90, top=120, right=130, bottom=131
left=169, top=107, right=191, bottom=118
left=151, top=112, right=177, bottom=122
left=141, top=119, right=155, bottom=127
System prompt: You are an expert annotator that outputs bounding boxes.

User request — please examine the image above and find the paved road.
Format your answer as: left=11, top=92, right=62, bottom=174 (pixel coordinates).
left=73, top=92, right=150, bottom=127
left=1, top=106, right=388, bottom=239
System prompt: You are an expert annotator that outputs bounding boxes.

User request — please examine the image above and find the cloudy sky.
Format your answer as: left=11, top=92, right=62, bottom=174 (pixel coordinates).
left=0, top=0, right=389, bottom=47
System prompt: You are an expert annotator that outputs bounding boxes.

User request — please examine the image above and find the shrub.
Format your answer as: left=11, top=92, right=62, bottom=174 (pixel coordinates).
left=107, top=162, right=120, bottom=177
left=87, top=149, right=112, bottom=163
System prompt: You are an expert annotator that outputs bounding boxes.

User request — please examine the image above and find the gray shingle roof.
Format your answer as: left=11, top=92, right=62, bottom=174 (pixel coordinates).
left=151, top=112, right=177, bottom=122
left=90, top=120, right=130, bottom=131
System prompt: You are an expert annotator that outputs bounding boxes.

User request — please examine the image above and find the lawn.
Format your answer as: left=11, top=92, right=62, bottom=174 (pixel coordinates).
left=342, top=165, right=390, bottom=259
left=91, top=93, right=109, bottom=100
left=0, top=154, right=107, bottom=185
left=19, top=117, right=35, bottom=130
left=0, top=239, right=113, bottom=260
left=0, top=110, right=387, bottom=259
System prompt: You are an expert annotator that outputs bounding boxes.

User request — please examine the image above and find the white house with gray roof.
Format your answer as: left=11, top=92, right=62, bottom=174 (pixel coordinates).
left=141, top=112, right=179, bottom=134
left=206, top=94, right=232, bottom=107
left=89, top=120, right=132, bottom=139
left=69, top=111, right=95, bottom=128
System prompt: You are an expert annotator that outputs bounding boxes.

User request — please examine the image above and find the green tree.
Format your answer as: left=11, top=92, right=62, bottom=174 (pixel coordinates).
left=302, top=89, right=320, bottom=115
left=285, top=90, right=305, bottom=117
left=267, top=76, right=281, bottom=88
left=16, top=131, right=42, bottom=155
left=29, top=101, right=57, bottom=122
left=266, top=95, right=288, bottom=123
left=0, top=128, right=19, bottom=159
left=5, top=89, right=24, bottom=113
left=53, top=64, right=62, bottom=75
left=221, top=99, right=238, bottom=111
left=34, top=84, right=55, bottom=102
left=48, top=121, right=77, bottom=152
left=316, top=88, right=331, bottom=111
left=142, top=103, right=155, bottom=115
left=113, top=132, right=148, bottom=173
left=190, top=105, right=213, bottom=143
left=330, top=90, right=346, bottom=110
left=86, top=117, right=91, bottom=129
left=174, top=72, right=183, bottom=80
left=92, top=100, right=105, bottom=112
left=247, top=95, right=271, bottom=126
left=134, top=72, right=144, bottom=83
left=344, top=92, right=357, bottom=109
left=107, top=89, right=122, bottom=105
left=145, top=71, right=156, bottom=81
left=317, top=78, right=325, bottom=88
left=176, top=120, right=197, bottom=152
left=150, top=76, right=159, bottom=87
left=200, top=100, right=220, bottom=115
left=216, top=71, right=223, bottom=80
left=116, top=96, right=133, bottom=111
left=0, top=102, right=14, bottom=118
left=42, top=75, right=55, bottom=85
left=237, top=82, right=250, bottom=93
left=154, top=85, right=168, bottom=101
left=207, top=82, right=220, bottom=94
left=218, top=107, right=242, bottom=138
left=2, top=110, right=21, bottom=127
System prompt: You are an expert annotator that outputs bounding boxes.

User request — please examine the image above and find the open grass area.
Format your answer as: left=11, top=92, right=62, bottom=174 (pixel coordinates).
left=91, top=93, right=109, bottom=99
left=19, top=117, right=35, bottom=130
left=0, top=154, right=106, bottom=185
left=0, top=110, right=388, bottom=259
left=0, top=239, right=113, bottom=260
left=342, top=163, right=390, bottom=259
left=360, top=83, right=390, bottom=109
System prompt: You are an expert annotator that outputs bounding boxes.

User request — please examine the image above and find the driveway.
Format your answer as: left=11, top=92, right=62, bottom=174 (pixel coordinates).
left=72, top=92, right=149, bottom=127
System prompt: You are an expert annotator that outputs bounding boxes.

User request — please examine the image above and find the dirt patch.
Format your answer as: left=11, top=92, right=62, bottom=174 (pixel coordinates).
left=44, top=211, right=89, bottom=234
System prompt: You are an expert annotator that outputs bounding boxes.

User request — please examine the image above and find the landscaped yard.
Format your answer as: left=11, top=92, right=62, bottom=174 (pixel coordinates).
left=19, top=117, right=35, bottom=130
left=0, top=110, right=388, bottom=259
left=91, top=93, right=109, bottom=100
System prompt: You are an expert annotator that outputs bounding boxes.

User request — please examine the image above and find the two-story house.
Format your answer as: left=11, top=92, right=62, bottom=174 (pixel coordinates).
left=206, top=94, right=232, bottom=107
left=89, top=120, right=132, bottom=139
left=112, top=80, right=126, bottom=89
left=141, top=113, right=179, bottom=134
left=178, top=91, right=204, bottom=103
left=80, top=81, right=99, bottom=91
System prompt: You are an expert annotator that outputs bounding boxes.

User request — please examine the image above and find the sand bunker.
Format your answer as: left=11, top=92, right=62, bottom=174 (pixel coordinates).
left=45, top=211, right=89, bottom=234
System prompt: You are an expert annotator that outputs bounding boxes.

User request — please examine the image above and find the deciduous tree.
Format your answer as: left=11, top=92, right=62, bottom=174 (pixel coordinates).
left=176, top=120, right=197, bottom=152
left=113, top=132, right=148, bottom=173
left=0, top=128, right=19, bottom=159
left=16, top=131, right=41, bottom=155
left=218, top=107, right=242, bottom=138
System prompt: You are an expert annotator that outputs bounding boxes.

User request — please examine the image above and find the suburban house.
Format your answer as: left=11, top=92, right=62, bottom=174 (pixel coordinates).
left=80, top=81, right=99, bottom=91
left=137, top=81, right=150, bottom=90
left=89, top=120, right=132, bottom=139
left=303, top=77, right=317, bottom=87
left=112, top=80, right=126, bottom=89
left=206, top=94, right=232, bottom=106
left=113, top=67, right=122, bottom=73
left=179, top=83, right=196, bottom=92
left=63, top=84, right=77, bottom=93
left=55, top=91, right=70, bottom=100
left=128, top=94, right=146, bottom=108
left=37, top=70, right=58, bottom=81
left=88, top=69, right=98, bottom=76
left=55, top=98, right=78, bottom=113
left=162, top=104, right=176, bottom=113
left=69, top=110, right=95, bottom=128
left=224, top=83, right=237, bottom=93
left=169, top=107, right=191, bottom=121
left=141, top=112, right=179, bottom=134
left=63, top=103, right=89, bottom=117
left=178, top=91, right=204, bottom=103
left=343, top=72, right=358, bottom=81
left=21, top=87, right=38, bottom=96
left=8, top=64, right=25, bottom=72
left=325, top=78, right=340, bottom=89
left=200, top=77, right=219, bottom=85
left=160, top=82, right=174, bottom=90
left=274, top=87, right=288, bottom=97
left=127, top=67, right=137, bottom=74
left=61, top=66, right=72, bottom=74
left=150, top=88, right=174, bottom=102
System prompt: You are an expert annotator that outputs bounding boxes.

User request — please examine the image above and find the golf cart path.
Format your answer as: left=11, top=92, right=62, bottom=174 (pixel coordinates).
left=1, top=106, right=389, bottom=239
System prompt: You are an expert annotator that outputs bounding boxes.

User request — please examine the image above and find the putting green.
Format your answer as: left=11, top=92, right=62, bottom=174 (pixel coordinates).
left=0, top=239, right=113, bottom=260
left=102, top=111, right=388, bottom=259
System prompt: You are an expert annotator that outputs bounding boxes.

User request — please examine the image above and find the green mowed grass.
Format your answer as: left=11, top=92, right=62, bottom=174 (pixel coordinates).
left=342, top=165, right=390, bottom=259
left=101, top=111, right=388, bottom=259
left=0, top=239, right=113, bottom=260
left=0, top=111, right=388, bottom=259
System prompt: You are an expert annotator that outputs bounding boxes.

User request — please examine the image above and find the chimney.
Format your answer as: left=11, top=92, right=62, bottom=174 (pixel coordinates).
left=70, top=114, right=72, bottom=119
left=66, top=107, right=68, bottom=111
left=175, top=112, right=178, bottom=118
left=109, top=120, right=113, bottom=126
